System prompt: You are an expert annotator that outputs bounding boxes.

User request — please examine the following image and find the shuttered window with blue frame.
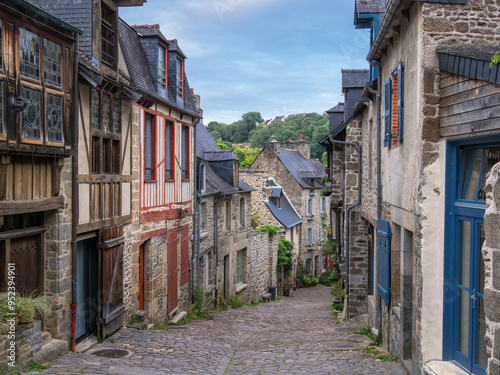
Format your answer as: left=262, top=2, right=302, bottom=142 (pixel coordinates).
left=377, top=218, right=391, bottom=305
left=383, top=62, right=404, bottom=147
left=384, top=78, right=392, bottom=147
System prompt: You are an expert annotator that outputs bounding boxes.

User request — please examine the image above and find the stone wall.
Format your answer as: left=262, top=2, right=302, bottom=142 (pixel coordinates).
left=484, top=162, right=500, bottom=375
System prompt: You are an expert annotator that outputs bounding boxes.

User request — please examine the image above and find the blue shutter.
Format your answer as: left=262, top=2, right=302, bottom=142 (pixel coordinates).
left=384, top=78, right=392, bottom=147
left=377, top=218, right=391, bottom=305
left=397, top=63, right=403, bottom=142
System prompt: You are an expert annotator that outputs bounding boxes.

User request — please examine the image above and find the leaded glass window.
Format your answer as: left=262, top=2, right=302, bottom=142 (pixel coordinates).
left=102, top=94, right=111, bottom=132
left=43, top=39, right=62, bottom=87
left=112, top=98, right=120, bottom=134
left=47, top=94, right=63, bottom=142
left=19, top=28, right=40, bottom=80
left=91, top=89, right=100, bottom=129
left=22, top=87, right=41, bottom=140
left=0, top=83, right=3, bottom=136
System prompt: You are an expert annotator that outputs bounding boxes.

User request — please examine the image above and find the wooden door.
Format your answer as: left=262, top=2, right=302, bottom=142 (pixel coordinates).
left=224, top=255, right=230, bottom=301
left=167, top=230, right=178, bottom=314
left=100, top=225, right=124, bottom=338
left=180, top=226, right=190, bottom=286
left=9, top=235, right=41, bottom=295
left=138, top=244, right=145, bottom=311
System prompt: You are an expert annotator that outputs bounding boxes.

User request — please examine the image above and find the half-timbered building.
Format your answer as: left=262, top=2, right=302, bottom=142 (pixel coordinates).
left=0, top=0, right=80, bottom=367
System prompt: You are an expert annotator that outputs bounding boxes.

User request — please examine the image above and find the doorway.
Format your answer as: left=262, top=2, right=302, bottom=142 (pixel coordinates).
left=76, top=236, right=98, bottom=342
left=138, top=244, right=145, bottom=311
left=224, top=255, right=230, bottom=300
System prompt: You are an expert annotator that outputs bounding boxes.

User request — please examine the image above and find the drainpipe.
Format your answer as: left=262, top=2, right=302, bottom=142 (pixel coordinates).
left=191, top=120, right=200, bottom=302
left=327, top=136, right=361, bottom=320
left=369, top=59, right=382, bottom=335
left=71, top=34, right=79, bottom=352
left=214, top=194, right=226, bottom=304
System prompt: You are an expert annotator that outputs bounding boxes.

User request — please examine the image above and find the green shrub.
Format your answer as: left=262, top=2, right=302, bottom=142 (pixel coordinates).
left=250, top=298, right=261, bottom=306
left=277, top=238, right=295, bottom=277
left=256, top=224, right=280, bottom=236
left=251, top=210, right=261, bottom=229
left=319, top=270, right=340, bottom=286
left=228, top=295, right=244, bottom=308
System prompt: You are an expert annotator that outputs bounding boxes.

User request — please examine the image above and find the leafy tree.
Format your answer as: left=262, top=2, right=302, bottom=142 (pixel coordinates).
left=321, top=152, right=328, bottom=166
left=277, top=238, right=295, bottom=277
left=232, top=146, right=262, bottom=168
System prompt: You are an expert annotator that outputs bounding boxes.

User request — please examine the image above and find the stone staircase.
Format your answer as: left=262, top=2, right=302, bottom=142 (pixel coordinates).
left=32, top=331, right=68, bottom=365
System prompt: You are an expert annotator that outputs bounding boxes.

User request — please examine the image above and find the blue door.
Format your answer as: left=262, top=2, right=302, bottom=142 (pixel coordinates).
left=450, top=146, right=499, bottom=374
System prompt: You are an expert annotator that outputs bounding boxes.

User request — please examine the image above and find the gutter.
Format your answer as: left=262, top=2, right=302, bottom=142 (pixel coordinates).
left=327, top=135, right=361, bottom=320
left=71, top=34, right=79, bottom=352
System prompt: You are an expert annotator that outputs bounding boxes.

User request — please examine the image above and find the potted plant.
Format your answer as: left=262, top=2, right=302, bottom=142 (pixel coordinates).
left=281, top=279, right=295, bottom=296
left=14, top=293, right=51, bottom=324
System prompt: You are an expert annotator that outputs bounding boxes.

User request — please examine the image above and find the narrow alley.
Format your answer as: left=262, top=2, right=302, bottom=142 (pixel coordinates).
left=36, top=286, right=406, bottom=375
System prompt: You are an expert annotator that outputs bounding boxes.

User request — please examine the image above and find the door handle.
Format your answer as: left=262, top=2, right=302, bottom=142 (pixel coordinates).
left=471, top=289, right=477, bottom=309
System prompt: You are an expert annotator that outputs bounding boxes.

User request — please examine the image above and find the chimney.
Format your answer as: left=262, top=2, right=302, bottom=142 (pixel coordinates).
left=284, top=134, right=310, bottom=160
left=263, top=137, right=281, bottom=161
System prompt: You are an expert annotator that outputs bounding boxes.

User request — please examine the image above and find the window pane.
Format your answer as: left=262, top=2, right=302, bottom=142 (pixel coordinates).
left=22, top=87, right=41, bottom=140
left=43, top=39, right=62, bottom=87
left=459, top=148, right=482, bottom=201
left=91, top=89, right=100, bottom=129
left=102, top=94, right=111, bottom=132
left=165, top=120, right=171, bottom=179
left=19, top=28, right=39, bottom=79
left=144, top=114, right=152, bottom=180
left=176, top=59, right=182, bottom=97
left=157, top=46, right=166, bottom=88
left=478, top=146, right=500, bottom=201
left=47, top=94, right=63, bottom=142
left=112, top=98, right=120, bottom=134
left=457, top=287, right=469, bottom=357
left=458, top=219, right=471, bottom=288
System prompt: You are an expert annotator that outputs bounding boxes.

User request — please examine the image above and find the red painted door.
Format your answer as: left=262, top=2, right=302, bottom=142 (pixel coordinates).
left=167, top=231, right=178, bottom=314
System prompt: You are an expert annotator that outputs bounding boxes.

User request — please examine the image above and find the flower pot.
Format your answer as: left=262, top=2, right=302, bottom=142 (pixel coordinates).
left=283, top=290, right=290, bottom=297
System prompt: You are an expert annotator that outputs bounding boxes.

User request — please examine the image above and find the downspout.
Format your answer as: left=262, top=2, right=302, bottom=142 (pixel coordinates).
left=191, top=120, right=200, bottom=302
left=327, top=136, right=361, bottom=320
left=71, top=34, right=79, bottom=352
left=369, top=59, right=383, bottom=335
left=214, top=194, right=225, bottom=303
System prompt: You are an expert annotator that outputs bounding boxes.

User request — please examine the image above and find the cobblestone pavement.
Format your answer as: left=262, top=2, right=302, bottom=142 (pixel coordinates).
left=37, top=286, right=406, bottom=374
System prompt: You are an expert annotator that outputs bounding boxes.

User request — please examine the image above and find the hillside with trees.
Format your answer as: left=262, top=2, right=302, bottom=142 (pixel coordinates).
left=207, top=112, right=329, bottom=165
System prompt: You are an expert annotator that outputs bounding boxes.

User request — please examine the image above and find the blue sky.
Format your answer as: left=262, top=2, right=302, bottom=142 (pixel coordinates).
left=120, top=0, right=370, bottom=125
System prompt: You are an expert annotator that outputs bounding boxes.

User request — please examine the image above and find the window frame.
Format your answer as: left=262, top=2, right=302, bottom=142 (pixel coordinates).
left=384, top=62, right=404, bottom=148
left=200, top=201, right=207, bottom=233
left=176, top=57, right=184, bottom=98
left=100, top=1, right=117, bottom=69
left=90, top=87, right=121, bottom=175
left=157, top=44, right=167, bottom=90
left=198, top=162, right=206, bottom=192
left=236, top=249, right=246, bottom=287
left=181, top=125, right=190, bottom=180
left=165, top=119, right=174, bottom=181
left=144, top=112, right=157, bottom=181
left=239, top=197, right=245, bottom=228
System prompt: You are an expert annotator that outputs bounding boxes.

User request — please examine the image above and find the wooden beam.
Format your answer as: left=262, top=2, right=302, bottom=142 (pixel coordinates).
left=77, top=174, right=132, bottom=183
left=77, top=215, right=132, bottom=235
left=0, top=196, right=64, bottom=216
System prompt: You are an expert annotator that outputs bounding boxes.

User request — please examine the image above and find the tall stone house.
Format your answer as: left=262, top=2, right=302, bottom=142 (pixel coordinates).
left=195, top=123, right=277, bottom=304
left=119, top=23, right=201, bottom=323
left=250, top=135, right=330, bottom=278
left=321, top=1, right=500, bottom=374
left=320, top=69, right=370, bottom=319
left=0, top=0, right=81, bottom=367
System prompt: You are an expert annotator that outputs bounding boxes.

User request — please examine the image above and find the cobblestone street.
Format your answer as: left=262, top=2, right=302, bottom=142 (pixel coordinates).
left=38, top=286, right=406, bottom=375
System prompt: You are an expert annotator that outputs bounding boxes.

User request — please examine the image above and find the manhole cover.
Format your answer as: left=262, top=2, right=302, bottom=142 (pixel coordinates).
left=92, top=349, right=130, bottom=358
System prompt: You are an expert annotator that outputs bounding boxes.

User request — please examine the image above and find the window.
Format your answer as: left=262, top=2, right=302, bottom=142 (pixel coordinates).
left=0, top=19, right=3, bottom=69
left=144, top=113, right=156, bottom=180
left=225, top=200, right=231, bottom=231
left=200, top=201, right=207, bottom=232
left=44, top=39, right=62, bottom=88
left=239, top=198, right=245, bottom=228
left=165, top=120, right=173, bottom=180
left=101, top=3, right=116, bottom=67
left=19, top=28, right=40, bottom=80
left=181, top=126, right=189, bottom=179
left=176, top=58, right=183, bottom=98
left=320, top=226, right=325, bottom=242
left=198, top=162, right=206, bottom=192
left=384, top=63, right=403, bottom=148
left=90, top=88, right=121, bottom=174
left=157, top=45, right=166, bottom=89
left=236, top=249, right=246, bottom=287
left=320, top=197, right=326, bottom=213
left=306, top=199, right=313, bottom=216
left=47, top=94, right=63, bottom=143
left=22, top=87, right=41, bottom=140
left=306, top=228, right=313, bottom=245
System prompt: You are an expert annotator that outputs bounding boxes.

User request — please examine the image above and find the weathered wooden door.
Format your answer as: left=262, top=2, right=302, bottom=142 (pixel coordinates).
left=224, top=255, right=230, bottom=300
left=167, top=230, right=178, bottom=314
left=100, top=225, right=124, bottom=338
left=9, top=235, right=41, bottom=295
left=180, top=226, right=190, bottom=286
left=138, top=244, right=145, bottom=311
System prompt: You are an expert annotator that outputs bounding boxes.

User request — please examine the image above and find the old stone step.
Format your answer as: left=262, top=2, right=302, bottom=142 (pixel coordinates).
left=33, top=339, right=68, bottom=365
left=170, top=310, right=187, bottom=325
left=41, top=331, right=52, bottom=346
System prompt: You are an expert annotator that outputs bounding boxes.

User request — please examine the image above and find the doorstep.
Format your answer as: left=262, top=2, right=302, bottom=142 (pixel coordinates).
left=423, top=361, right=470, bottom=375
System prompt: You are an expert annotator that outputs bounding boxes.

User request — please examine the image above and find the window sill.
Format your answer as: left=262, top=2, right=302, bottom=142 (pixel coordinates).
left=165, top=179, right=175, bottom=182
left=235, top=283, right=248, bottom=294
left=144, top=179, right=157, bottom=183
left=182, top=179, right=191, bottom=182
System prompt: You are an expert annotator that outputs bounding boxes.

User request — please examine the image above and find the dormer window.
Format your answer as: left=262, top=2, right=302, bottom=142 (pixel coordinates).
left=176, top=58, right=183, bottom=98
left=157, top=45, right=166, bottom=89
left=101, top=2, right=117, bottom=68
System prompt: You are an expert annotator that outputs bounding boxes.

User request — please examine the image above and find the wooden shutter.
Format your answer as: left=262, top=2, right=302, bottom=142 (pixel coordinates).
left=167, top=230, right=178, bottom=314
left=101, top=225, right=125, bottom=327
left=180, top=226, right=190, bottom=285
left=377, top=219, right=391, bottom=305
left=384, top=78, right=392, bottom=147
left=396, top=63, right=403, bottom=142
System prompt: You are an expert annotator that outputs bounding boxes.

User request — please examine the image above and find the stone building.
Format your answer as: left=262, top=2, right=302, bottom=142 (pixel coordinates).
left=250, top=135, right=330, bottom=278
left=321, top=1, right=500, bottom=374
left=119, top=23, right=201, bottom=324
left=0, top=0, right=81, bottom=368
left=195, top=123, right=277, bottom=304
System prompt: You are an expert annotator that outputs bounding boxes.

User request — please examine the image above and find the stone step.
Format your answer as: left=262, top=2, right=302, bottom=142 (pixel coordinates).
left=41, top=331, right=52, bottom=346
left=33, top=339, right=68, bottom=365
left=423, top=361, right=469, bottom=375
left=170, top=311, right=187, bottom=325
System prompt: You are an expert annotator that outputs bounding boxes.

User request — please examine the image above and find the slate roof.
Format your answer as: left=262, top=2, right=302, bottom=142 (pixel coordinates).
left=342, top=69, right=370, bottom=89
left=196, top=123, right=255, bottom=195
left=437, top=44, right=500, bottom=85
left=264, top=180, right=302, bottom=230
left=319, top=114, right=360, bottom=145
left=355, top=0, right=385, bottom=13
left=326, top=103, right=345, bottom=113
left=132, top=24, right=169, bottom=44
left=119, top=19, right=200, bottom=118
left=168, top=39, right=187, bottom=60
left=278, top=149, right=326, bottom=189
